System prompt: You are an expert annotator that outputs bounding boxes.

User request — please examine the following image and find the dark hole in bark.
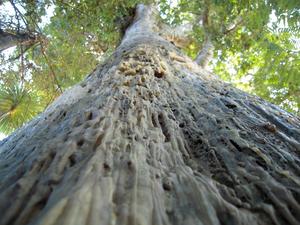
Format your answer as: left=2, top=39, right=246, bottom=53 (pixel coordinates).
left=48, top=151, right=56, bottom=161
left=69, top=154, right=77, bottom=167
left=48, top=177, right=61, bottom=185
left=195, top=138, right=203, bottom=144
left=77, top=139, right=84, bottom=147
left=127, top=160, right=133, bottom=169
left=229, top=139, right=242, bottom=152
left=163, top=181, right=172, bottom=191
left=255, top=159, right=267, bottom=170
left=154, top=70, right=164, bottom=78
left=225, top=103, right=237, bottom=109
left=86, top=112, right=93, bottom=120
left=35, top=196, right=49, bottom=211
left=103, top=162, right=110, bottom=170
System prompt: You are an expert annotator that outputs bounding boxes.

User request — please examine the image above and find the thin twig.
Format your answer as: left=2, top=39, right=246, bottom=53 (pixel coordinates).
left=9, top=0, right=30, bottom=31
left=20, top=44, right=25, bottom=84
left=40, top=44, right=63, bottom=93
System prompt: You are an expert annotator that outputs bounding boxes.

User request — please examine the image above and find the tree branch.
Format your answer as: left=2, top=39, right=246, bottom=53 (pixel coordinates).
left=20, top=44, right=25, bottom=83
left=195, top=36, right=214, bottom=68
left=9, top=0, right=30, bottom=31
left=0, top=0, right=42, bottom=53
left=0, top=30, right=36, bottom=52
left=40, top=44, right=63, bottom=93
left=121, top=4, right=159, bottom=45
left=194, top=1, right=214, bottom=69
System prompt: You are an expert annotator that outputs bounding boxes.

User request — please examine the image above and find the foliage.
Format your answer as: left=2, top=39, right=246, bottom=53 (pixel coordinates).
left=158, top=0, right=300, bottom=114
left=0, top=0, right=299, bottom=135
left=0, top=84, right=43, bottom=134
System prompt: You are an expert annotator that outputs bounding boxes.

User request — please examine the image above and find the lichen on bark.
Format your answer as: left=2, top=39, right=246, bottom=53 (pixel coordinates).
left=0, top=4, right=299, bottom=225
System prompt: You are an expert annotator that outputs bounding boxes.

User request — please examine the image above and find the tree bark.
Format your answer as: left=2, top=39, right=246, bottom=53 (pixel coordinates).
left=0, top=30, right=35, bottom=52
left=0, top=4, right=300, bottom=225
left=194, top=36, right=214, bottom=68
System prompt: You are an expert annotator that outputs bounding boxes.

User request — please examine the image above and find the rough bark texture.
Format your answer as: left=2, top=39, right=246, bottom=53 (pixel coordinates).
left=0, top=5, right=300, bottom=225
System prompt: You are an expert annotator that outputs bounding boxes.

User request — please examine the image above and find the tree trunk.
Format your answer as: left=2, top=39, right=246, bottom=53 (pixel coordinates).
left=0, top=4, right=300, bottom=225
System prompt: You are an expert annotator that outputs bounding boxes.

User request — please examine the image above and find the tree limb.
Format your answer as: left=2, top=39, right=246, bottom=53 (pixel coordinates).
left=40, top=44, right=63, bottom=93
left=194, top=1, right=214, bottom=69
left=9, top=0, right=30, bottom=31
left=0, top=30, right=36, bottom=52
left=195, top=36, right=214, bottom=68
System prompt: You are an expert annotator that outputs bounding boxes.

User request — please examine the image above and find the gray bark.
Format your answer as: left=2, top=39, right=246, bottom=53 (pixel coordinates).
left=0, top=4, right=300, bottom=225
left=0, top=30, right=35, bottom=52
left=195, top=36, right=214, bottom=68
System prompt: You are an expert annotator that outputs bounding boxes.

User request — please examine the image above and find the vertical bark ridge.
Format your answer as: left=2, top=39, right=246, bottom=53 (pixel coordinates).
left=121, top=4, right=160, bottom=46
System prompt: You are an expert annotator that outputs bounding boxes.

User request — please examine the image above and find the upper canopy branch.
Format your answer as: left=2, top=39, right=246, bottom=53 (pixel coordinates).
left=195, top=36, right=214, bottom=68
left=194, top=1, right=214, bottom=69
left=121, top=4, right=159, bottom=45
